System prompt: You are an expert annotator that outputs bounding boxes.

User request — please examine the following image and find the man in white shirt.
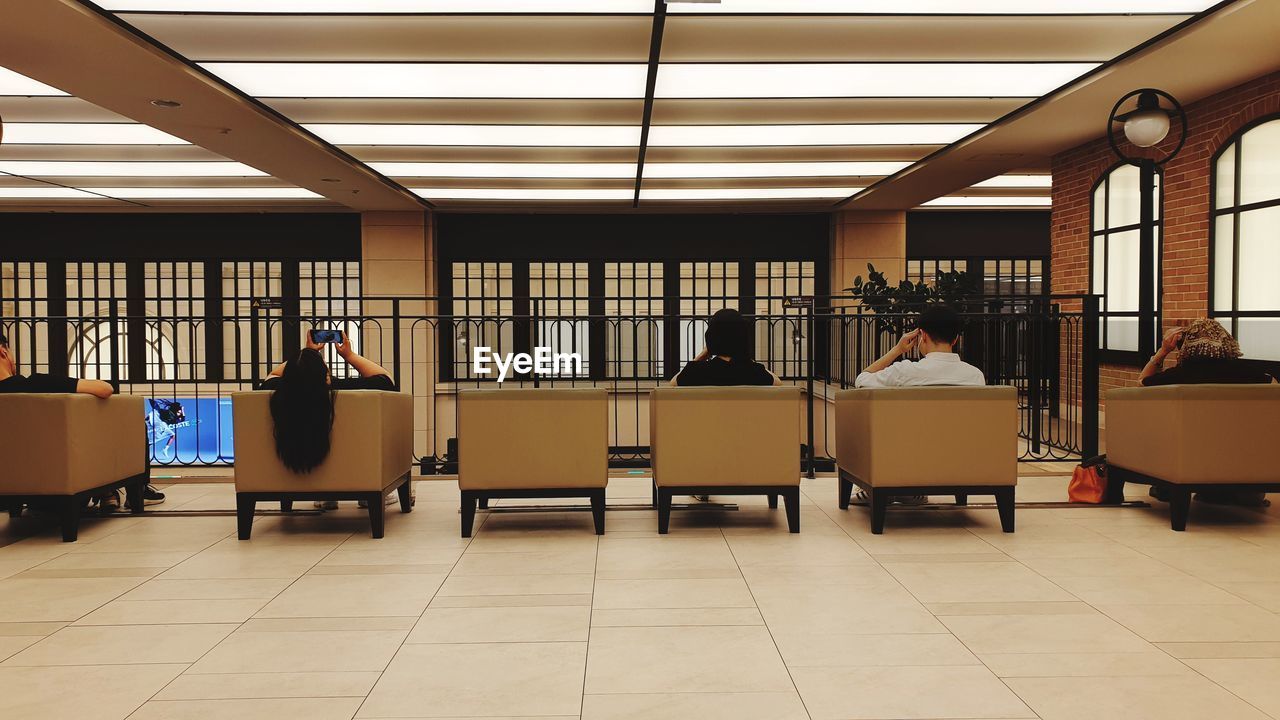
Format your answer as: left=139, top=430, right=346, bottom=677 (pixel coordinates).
left=853, top=305, right=984, bottom=504
left=855, top=305, right=985, bottom=389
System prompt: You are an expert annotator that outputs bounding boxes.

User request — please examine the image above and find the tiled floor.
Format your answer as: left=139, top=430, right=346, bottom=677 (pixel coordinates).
left=3, top=475, right=1280, bottom=719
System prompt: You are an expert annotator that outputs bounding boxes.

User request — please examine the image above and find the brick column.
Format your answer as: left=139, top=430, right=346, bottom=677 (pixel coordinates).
left=361, top=211, right=436, bottom=466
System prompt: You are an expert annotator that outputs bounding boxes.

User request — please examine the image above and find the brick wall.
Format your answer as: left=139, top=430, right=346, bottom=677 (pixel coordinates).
left=1052, top=70, right=1280, bottom=399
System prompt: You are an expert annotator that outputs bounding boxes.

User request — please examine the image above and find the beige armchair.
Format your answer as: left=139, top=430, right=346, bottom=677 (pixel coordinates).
left=834, top=386, right=1017, bottom=534
left=457, top=388, right=609, bottom=537
left=1107, top=383, right=1280, bottom=530
left=232, top=390, right=414, bottom=539
left=0, top=394, right=148, bottom=541
left=650, top=386, right=802, bottom=534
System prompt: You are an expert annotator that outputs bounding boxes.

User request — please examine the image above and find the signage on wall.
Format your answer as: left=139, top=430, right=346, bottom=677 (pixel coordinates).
left=784, top=296, right=814, bottom=309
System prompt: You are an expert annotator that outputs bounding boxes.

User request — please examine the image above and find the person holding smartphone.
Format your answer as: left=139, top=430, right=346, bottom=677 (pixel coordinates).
left=261, top=330, right=400, bottom=509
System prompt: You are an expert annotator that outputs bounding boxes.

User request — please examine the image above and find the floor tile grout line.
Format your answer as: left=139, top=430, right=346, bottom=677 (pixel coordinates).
left=577, top=531, right=600, bottom=720
left=721, top=525, right=816, bottom=720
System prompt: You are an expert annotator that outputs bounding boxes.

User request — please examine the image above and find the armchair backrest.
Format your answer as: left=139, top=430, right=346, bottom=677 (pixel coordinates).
left=0, top=393, right=145, bottom=495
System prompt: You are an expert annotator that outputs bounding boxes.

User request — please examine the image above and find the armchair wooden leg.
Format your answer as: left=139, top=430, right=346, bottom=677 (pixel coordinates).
left=995, top=487, right=1015, bottom=533
left=767, top=494, right=779, bottom=509
left=590, top=489, right=606, bottom=535
left=60, top=496, right=81, bottom=543
left=460, top=492, right=478, bottom=538
left=955, top=494, right=968, bottom=506
left=236, top=494, right=255, bottom=540
left=397, top=476, right=413, bottom=514
left=280, top=500, right=293, bottom=512
left=783, top=487, right=800, bottom=533
left=657, top=489, right=673, bottom=535
left=127, top=476, right=145, bottom=516
left=367, top=493, right=386, bottom=539
left=870, top=490, right=888, bottom=535
left=1169, top=486, right=1192, bottom=532
left=838, top=475, right=853, bottom=510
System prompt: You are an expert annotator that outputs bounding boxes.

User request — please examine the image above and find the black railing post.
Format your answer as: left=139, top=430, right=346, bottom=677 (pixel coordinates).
left=1081, top=294, right=1101, bottom=459
left=1027, top=311, right=1043, bottom=456
left=107, top=303, right=121, bottom=394
left=392, top=298, right=402, bottom=390
left=806, top=304, right=816, bottom=479
left=249, top=301, right=261, bottom=387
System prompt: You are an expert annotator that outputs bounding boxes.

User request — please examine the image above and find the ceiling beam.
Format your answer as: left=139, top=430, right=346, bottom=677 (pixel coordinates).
left=0, top=0, right=427, bottom=212
left=632, top=0, right=667, bottom=208
left=837, top=0, right=1280, bottom=211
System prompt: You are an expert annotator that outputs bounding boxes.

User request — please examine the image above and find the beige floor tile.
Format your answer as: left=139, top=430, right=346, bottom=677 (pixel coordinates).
left=1054, top=574, right=1249, bottom=605
left=359, top=642, right=587, bottom=718
left=317, top=547, right=464, bottom=569
left=0, top=621, right=66, bottom=636
left=130, top=697, right=363, bottom=720
left=156, top=671, right=381, bottom=700
left=581, top=691, right=810, bottom=720
left=38, top=551, right=196, bottom=571
left=590, top=608, right=763, bottom=627
left=1158, top=641, right=1280, bottom=659
left=926, top=601, right=1096, bottom=616
left=255, top=573, right=446, bottom=618
left=449, top=548, right=597, bottom=576
left=0, top=636, right=38, bottom=662
left=940, top=613, right=1154, bottom=654
left=585, top=626, right=792, bottom=694
left=792, top=665, right=1034, bottom=720
left=74, top=598, right=268, bottom=625
left=592, top=577, right=755, bottom=609
left=754, top=584, right=945, bottom=636
left=240, top=617, right=416, bottom=632
left=1184, top=658, right=1280, bottom=717
left=883, top=561, right=1076, bottom=603
left=1215, top=581, right=1280, bottom=611
left=726, top=534, right=875, bottom=567
left=189, top=629, right=407, bottom=673
left=0, top=577, right=143, bottom=622
left=120, top=578, right=292, bottom=601
left=0, top=663, right=186, bottom=720
left=407, top=605, right=590, bottom=643
left=1096, top=603, right=1280, bottom=642
left=428, top=593, right=593, bottom=608
left=1018, top=555, right=1184, bottom=579
left=852, top=530, right=1002, bottom=557
left=738, top=563, right=898, bottom=588
left=159, top=549, right=330, bottom=579
left=436, top=572, right=594, bottom=597
left=979, top=651, right=1194, bottom=678
left=4, top=623, right=236, bottom=666
left=594, top=537, right=739, bottom=579
left=774, top=631, right=979, bottom=668
left=1007, top=675, right=1271, bottom=720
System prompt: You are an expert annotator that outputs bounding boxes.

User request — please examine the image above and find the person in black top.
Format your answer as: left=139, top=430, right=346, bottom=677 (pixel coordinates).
left=261, top=331, right=400, bottom=509
left=0, top=331, right=166, bottom=509
left=1139, top=318, right=1274, bottom=507
left=671, top=309, right=781, bottom=387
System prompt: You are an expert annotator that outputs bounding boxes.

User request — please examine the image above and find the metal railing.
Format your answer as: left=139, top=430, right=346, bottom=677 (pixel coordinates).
left=0, top=294, right=1099, bottom=469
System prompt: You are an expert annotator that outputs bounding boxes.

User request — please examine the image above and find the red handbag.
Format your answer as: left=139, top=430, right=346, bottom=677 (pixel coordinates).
left=1068, top=463, right=1108, bottom=504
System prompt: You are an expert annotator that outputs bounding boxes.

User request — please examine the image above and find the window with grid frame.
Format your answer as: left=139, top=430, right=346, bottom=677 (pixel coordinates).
left=143, top=261, right=204, bottom=381
left=605, top=262, right=663, bottom=379
left=755, top=261, right=814, bottom=378
left=906, top=259, right=969, bottom=287
left=66, top=262, right=131, bottom=382
left=530, top=262, right=590, bottom=378
left=1091, top=163, right=1162, bottom=354
left=679, top=261, right=739, bottom=366
left=0, top=261, right=50, bottom=376
left=301, top=260, right=363, bottom=377
left=220, top=261, right=284, bottom=382
left=1211, top=115, right=1280, bottom=361
left=450, top=262, right=514, bottom=380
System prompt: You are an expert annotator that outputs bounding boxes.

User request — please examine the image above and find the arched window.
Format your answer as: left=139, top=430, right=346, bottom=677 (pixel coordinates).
left=1212, top=115, right=1280, bottom=361
left=1090, top=163, right=1162, bottom=356
left=70, top=319, right=175, bottom=381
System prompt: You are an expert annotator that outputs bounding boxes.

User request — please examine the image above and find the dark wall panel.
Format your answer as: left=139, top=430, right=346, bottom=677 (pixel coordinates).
left=0, top=213, right=361, bottom=261
left=906, top=211, right=1050, bottom=258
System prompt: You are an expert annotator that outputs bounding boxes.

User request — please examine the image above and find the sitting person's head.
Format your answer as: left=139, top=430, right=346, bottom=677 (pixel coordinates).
left=0, top=332, right=13, bottom=378
left=1177, top=318, right=1241, bottom=363
left=269, top=348, right=335, bottom=473
left=915, top=304, right=963, bottom=354
left=704, top=308, right=754, bottom=361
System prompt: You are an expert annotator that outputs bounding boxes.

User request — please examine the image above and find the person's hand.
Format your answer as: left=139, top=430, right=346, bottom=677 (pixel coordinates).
left=336, top=331, right=354, bottom=359
left=1160, top=327, right=1184, bottom=355
left=305, top=330, right=322, bottom=352
left=894, top=329, right=921, bottom=356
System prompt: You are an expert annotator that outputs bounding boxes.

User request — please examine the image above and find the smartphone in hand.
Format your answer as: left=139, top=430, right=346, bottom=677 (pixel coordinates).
left=309, top=329, right=343, bottom=344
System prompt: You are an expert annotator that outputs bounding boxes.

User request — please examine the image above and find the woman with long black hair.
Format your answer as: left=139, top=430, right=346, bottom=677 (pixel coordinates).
left=670, top=308, right=781, bottom=387
left=261, top=331, right=399, bottom=508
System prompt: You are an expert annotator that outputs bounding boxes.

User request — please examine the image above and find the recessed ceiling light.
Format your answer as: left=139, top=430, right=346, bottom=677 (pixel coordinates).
left=100, top=1, right=653, bottom=12
left=0, top=161, right=264, bottom=177
left=372, top=162, right=637, bottom=178
left=665, top=0, right=1218, bottom=13
left=921, top=196, right=1052, bottom=207
left=645, top=161, right=909, bottom=178
left=646, top=124, right=978, bottom=147
left=0, top=68, right=67, bottom=97
left=642, top=187, right=859, bottom=200
left=1, top=123, right=188, bottom=145
left=412, top=188, right=634, bottom=200
left=151, top=99, right=182, bottom=109
left=83, top=187, right=323, bottom=199
left=971, top=175, right=1052, bottom=189
left=655, top=63, right=1097, bottom=99
left=306, top=124, right=641, bottom=147
left=201, top=63, right=649, bottom=99
left=0, top=187, right=100, bottom=199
